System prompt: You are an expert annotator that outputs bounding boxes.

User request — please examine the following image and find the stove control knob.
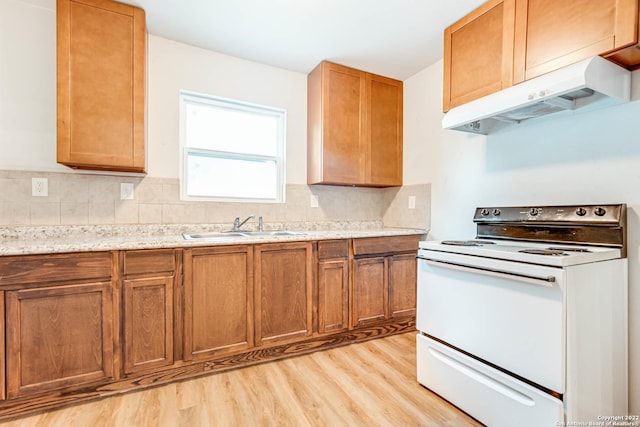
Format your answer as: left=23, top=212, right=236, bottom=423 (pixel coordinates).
left=529, top=208, right=539, bottom=216
left=594, top=207, right=606, bottom=216
left=481, top=209, right=490, bottom=216
left=492, top=209, right=501, bottom=216
left=575, top=207, right=587, bottom=216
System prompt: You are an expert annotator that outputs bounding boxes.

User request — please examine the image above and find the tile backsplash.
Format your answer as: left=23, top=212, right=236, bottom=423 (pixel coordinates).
left=0, top=170, right=430, bottom=230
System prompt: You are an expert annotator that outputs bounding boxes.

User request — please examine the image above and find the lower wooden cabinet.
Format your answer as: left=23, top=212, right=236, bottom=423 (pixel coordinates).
left=352, top=256, right=388, bottom=327
left=0, top=252, right=114, bottom=399
left=254, top=242, right=313, bottom=346
left=0, top=235, right=420, bottom=417
left=183, top=246, right=254, bottom=360
left=5, top=281, right=114, bottom=398
left=351, top=235, right=421, bottom=328
left=121, top=249, right=178, bottom=374
left=0, top=291, right=4, bottom=401
left=388, top=253, right=417, bottom=319
left=317, top=240, right=349, bottom=334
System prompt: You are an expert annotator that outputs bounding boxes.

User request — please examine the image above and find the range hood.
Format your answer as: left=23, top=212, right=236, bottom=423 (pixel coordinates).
left=442, top=56, right=631, bottom=135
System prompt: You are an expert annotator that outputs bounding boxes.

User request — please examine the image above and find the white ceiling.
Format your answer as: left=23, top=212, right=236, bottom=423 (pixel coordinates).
left=128, top=0, right=486, bottom=80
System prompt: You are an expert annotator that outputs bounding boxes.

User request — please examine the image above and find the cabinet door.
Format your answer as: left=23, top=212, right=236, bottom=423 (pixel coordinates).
left=121, top=249, right=177, bottom=373
left=183, top=246, right=254, bottom=360
left=308, top=62, right=366, bottom=185
left=5, top=282, right=113, bottom=398
left=366, top=73, right=403, bottom=187
left=514, top=0, right=638, bottom=82
left=123, top=276, right=174, bottom=374
left=388, top=253, right=417, bottom=319
left=255, top=242, right=313, bottom=346
left=443, top=0, right=516, bottom=111
left=57, top=0, right=146, bottom=172
left=0, top=291, right=4, bottom=401
left=318, top=259, right=349, bottom=334
left=352, top=257, right=388, bottom=328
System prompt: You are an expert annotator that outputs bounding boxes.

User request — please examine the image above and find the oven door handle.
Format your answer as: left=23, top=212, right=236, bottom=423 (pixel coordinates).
left=417, top=257, right=557, bottom=287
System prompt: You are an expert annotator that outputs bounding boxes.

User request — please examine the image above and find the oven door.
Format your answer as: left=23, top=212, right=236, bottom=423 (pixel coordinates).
left=417, top=249, right=566, bottom=394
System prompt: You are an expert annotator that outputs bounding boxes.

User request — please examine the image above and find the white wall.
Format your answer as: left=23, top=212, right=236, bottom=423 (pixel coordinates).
left=404, top=59, right=640, bottom=413
left=0, top=0, right=63, bottom=172
left=0, top=0, right=309, bottom=184
left=147, top=35, right=307, bottom=181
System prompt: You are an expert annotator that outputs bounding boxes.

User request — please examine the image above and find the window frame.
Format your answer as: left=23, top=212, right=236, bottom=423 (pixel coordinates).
left=179, top=91, right=286, bottom=203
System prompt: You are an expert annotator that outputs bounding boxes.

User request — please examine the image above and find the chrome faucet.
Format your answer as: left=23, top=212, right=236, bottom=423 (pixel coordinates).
left=233, top=214, right=255, bottom=231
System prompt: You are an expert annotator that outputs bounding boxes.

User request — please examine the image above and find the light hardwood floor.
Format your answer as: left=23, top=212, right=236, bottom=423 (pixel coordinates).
left=1, top=333, right=482, bottom=427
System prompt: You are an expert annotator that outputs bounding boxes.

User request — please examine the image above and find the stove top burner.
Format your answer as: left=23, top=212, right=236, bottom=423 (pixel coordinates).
left=441, top=240, right=496, bottom=247
left=519, top=249, right=567, bottom=256
left=547, top=247, right=592, bottom=253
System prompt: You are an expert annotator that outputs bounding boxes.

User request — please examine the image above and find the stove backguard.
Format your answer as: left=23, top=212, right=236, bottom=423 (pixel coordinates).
left=473, top=204, right=627, bottom=257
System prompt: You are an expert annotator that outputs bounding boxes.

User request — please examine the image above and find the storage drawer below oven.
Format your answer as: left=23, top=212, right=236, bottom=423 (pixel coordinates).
left=417, top=334, right=563, bottom=427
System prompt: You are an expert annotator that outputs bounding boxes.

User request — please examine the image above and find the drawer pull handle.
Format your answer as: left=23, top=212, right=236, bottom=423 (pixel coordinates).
left=418, top=257, right=556, bottom=287
left=429, top=346, right=535, bottom=407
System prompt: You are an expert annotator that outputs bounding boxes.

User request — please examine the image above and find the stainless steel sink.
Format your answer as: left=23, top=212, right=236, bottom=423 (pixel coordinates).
left=239, top=231, right=306, bottom=237
left=183, top=230, right=306, bottom=240
left=183, top=232, right=246, bottom=240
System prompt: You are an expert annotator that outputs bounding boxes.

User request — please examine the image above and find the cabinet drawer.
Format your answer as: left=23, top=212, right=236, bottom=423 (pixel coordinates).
left=417, top=335, right=563, bottom=427
left=317, top=240, right=349, bottom=260
left=123, top=249, right=175, bottom=276
left=353, top=235, right=421, bottom=256
left=0, top=252, right=112, bottom=286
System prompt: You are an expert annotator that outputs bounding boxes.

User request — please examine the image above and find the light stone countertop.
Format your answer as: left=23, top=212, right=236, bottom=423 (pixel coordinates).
left=0, top=225, right=427, bottom=256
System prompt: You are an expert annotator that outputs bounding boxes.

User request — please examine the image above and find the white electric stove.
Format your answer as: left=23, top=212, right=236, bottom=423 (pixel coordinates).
left=416, top=204, right=628, bottom=427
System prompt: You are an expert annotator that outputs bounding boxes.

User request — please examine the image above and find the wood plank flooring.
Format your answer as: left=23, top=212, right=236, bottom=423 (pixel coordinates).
left=1, top=332, right=482, bottom=427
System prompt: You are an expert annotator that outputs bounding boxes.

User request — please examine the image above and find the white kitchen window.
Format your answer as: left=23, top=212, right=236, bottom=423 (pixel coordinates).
left=180, top=92, right=286, bottom=202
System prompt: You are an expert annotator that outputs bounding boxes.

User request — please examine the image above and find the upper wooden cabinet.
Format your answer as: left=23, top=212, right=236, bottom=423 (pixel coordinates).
left=514, top=0, right=640, bottom=82
left=57, top=0, right=146, bottom=173
left=443, top=0, right=516, bottom=111
left=367, top=73, right=404, bottom=186
left=307, top=61, right=403, bottom=187
left=444, top=0, right=640, bottom=112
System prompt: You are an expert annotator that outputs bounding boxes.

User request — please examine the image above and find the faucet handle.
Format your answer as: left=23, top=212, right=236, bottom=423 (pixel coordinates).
left=258, top=216, right=263, bottom=232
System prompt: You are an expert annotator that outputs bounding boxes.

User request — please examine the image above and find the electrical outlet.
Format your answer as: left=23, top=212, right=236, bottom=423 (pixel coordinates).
left=408, top=196, right=416, bottom=210
left=310, top=194, right=319, bottom=208
left=120, top=183, right=134, bottom=200
left=32, top=177, right=48, bottom=197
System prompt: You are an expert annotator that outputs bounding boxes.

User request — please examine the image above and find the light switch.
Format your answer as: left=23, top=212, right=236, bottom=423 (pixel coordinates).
left=310, top=194, right=319, bottom=208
